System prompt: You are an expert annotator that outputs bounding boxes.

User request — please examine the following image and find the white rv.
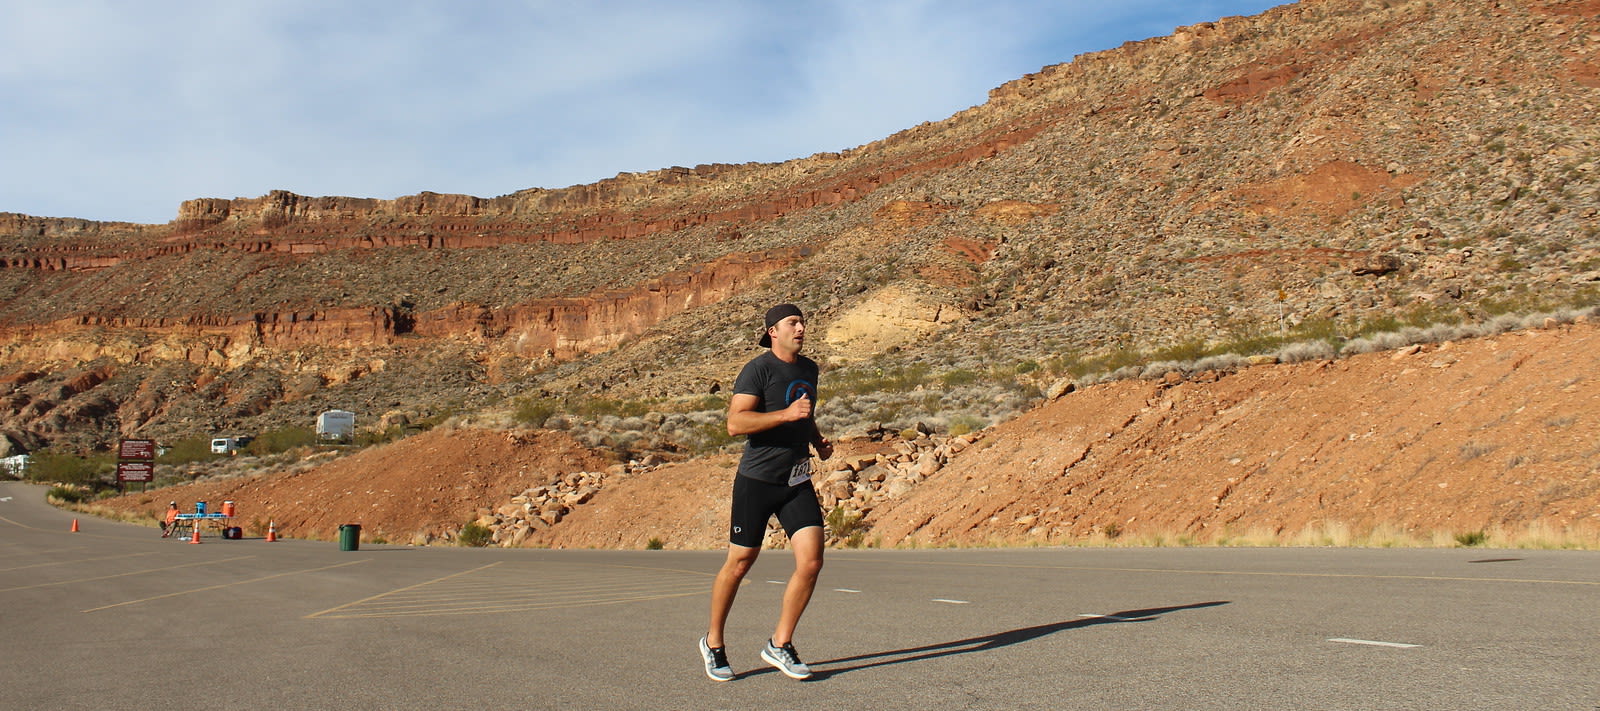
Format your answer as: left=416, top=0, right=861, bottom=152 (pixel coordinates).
left=317, top=410, right=356, bottom=442
left=2, top=454, right=29, bottom=477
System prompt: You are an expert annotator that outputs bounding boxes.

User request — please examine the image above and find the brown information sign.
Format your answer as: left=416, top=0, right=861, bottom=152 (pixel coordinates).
left=118, top=439, right=157, bottom=461
left=116, top=461, right=155, bottom=483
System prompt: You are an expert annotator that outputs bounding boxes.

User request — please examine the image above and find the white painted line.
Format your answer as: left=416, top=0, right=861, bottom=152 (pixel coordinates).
left=766, top=580, right=786, bottom=585
left=1079, top=613, right=1139, bottom=622
left=931, top=598, right=969, bottom=604
left=1328, top=637, right=1420, bottom=649
left=834, top=588, right=861, bottom=593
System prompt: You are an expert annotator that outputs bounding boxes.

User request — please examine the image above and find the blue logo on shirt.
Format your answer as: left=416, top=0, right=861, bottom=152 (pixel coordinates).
left=785, top=380, right=815, bottom=406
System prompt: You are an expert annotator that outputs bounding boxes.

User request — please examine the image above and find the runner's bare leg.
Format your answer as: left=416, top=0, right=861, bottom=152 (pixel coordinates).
left=772, top=525, right=824, bottom=645
left=708, top=544, right=759, bottom=648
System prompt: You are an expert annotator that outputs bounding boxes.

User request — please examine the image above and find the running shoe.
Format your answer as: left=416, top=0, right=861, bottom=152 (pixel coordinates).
left=760, top=638, right=812, bottom=680
left=699, top=636, right=734, bottom=682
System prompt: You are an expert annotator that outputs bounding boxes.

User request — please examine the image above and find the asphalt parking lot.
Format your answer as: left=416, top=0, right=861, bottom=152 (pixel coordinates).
left=4, top=480, right=1597, bottom=710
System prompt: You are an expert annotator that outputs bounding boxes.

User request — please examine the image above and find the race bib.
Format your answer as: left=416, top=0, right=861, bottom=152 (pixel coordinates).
left=787, top=458, right=812, bottom=487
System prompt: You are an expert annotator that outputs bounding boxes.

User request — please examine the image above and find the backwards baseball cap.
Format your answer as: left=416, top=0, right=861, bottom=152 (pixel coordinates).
left=758, top=303, right=803, bottom=347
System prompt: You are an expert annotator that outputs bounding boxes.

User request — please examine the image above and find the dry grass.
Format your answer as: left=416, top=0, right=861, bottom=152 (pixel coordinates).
left=878, top=519, right=1600, bottom=550
left=56, top=500, right=154, bottom=528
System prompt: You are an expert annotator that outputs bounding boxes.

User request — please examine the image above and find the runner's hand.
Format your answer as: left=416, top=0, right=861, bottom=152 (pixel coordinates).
left=787, top=394, right=813, bottom=421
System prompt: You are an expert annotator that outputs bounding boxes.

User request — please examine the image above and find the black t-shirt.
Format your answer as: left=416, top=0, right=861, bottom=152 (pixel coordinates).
left=732, top=351, right=819, bottom=484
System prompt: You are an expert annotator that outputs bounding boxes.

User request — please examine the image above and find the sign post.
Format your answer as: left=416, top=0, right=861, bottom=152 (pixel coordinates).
left=116, top=462, right=154, bottom=484
left=116, top=439, right=157, bottom=493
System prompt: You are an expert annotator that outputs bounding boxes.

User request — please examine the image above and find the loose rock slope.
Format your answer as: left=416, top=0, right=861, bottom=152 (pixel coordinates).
left=101, top=318, right=1600, bottom=548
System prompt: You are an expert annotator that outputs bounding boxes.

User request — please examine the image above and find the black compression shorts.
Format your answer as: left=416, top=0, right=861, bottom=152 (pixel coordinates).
left=729, top=474, right=823, bottom=548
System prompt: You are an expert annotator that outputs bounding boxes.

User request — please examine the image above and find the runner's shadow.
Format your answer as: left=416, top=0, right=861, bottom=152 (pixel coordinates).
left=805, top=600, right=1230, bottom=680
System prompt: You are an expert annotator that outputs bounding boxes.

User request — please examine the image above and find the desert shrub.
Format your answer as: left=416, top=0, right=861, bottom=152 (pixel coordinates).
left=830, top=362, right=933, bottom=397
left=1140, top=361, right=1186, bottom=380
left=645, top=537, right=664, bottom=550
left=1459, top=442, right=1499, bottom=461
left=457, top=522, right=493, bottom=547
left=25, top=450, right=109, bottom=486
left=826, top=506, right=867, bottom=548
left=1192, top=353, right=1249, bottom=373
left=948, top=414, right=986, bottom=436
left=409, top=407, right=457, bottom=432
left=1102, top=347, right=1149, bottom=373
left=1150, top=338, right=1211, bottom=363
left=1289, top=316, right=1343, bottom=343
left=158, top=437, right=218, bottom=465
left=671, top=394, right=728, bottom=413
left=1454, top=530, right=1488, bottom=547
left=47, top=485, right=86, bottom=503
left=247, top=427, right=319, bottom=456
left=513, top=396, right=560, bottom=427
left=683, top=419, right=737, bottom=453
left=940, top=369, right=981, bottom=387
left=353, top=426, right=407, bottom=448
left=1350, top=314, right=1406, bottom=339
left=1278, top=340, right=1337, bottom=363
left=574, top=398, right=651, bottom=419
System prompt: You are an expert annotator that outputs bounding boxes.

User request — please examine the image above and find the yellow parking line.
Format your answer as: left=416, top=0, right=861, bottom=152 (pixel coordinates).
left=0, top=555, right=254, bottom=593
left=306, top=560, right=715, bottom=620
left=0, top=545, right=100, bottom=561
left=83, top=559, right=369, bottom=613
left=321, top=589, right=710, bottom=619
left=355, top=580, right=705, bottom=610
left=0, top=513, right=48, bottom=531
left=0, top=551, right=160, bottom=573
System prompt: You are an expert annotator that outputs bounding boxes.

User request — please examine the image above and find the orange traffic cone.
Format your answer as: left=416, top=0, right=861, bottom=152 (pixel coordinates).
left=71, top=518, right=79, bottom=532
left=189, top=523, right=202, bottom=544
left=266, top=521, right=277, bottom=542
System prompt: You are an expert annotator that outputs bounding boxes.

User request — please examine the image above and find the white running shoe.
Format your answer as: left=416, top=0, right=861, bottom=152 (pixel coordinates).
left=760, top=638, right=812, bottom=680
left=699, top=637, right=734, bottom=682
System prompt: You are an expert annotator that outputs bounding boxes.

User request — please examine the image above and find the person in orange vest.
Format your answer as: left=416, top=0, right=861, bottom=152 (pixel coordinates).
left=159, top=501, right=180, bottom=537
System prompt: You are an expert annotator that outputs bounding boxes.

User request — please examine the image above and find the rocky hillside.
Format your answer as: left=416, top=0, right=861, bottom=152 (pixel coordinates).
left=4, top=0, right=1599, bottom=472
left=97, top=317, right=1600, bottom=547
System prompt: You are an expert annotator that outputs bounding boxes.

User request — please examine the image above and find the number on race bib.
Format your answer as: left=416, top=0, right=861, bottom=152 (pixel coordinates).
left=787, top=459, right=812, bottom=487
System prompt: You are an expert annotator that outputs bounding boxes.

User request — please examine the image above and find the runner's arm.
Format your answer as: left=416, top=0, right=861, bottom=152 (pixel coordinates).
left=727, top=393, right=812, bottom=436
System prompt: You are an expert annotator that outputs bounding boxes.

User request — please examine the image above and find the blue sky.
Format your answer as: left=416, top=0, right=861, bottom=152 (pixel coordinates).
left=1, top=1, right=1286, bottom=224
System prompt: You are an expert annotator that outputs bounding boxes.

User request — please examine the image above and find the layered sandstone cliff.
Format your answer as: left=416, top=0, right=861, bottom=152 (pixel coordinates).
left=2, top=0, right=1598, bottom=460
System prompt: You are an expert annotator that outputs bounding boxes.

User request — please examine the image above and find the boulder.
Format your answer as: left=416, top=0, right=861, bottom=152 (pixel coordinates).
left=1046, top=378, right=1077, bottom=400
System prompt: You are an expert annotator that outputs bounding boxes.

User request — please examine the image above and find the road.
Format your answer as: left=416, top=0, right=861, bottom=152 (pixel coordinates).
left=3, top=480, right=1597, bottom=710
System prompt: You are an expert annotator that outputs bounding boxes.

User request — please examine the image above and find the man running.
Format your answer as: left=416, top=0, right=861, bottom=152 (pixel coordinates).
left=700, top=303, right=833, bottom=681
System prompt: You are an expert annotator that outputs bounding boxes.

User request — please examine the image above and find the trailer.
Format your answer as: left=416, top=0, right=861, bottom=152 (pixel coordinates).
left=317, top=410, right=356, bottom=442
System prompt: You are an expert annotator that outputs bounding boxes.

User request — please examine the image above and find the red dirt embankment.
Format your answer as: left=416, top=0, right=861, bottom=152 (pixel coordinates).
left=868, top=321, right=1600, bottom=546
left=106, top=321, right=1600, bottom=548
left=105, top=429, right=612, bottom=544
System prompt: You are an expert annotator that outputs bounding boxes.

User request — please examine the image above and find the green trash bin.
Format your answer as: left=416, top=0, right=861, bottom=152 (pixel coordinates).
left=338, top=523, right=361, bottom=551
